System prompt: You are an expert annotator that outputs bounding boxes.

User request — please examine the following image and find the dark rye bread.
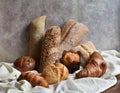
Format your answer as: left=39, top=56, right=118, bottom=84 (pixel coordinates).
left=59, top=22, right=89, bottom=58
left=38, top=26, right=61, bottom=72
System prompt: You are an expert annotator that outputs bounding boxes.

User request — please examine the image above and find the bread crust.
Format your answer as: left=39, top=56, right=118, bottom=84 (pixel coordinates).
left=72, top=41, right=96, bottom=61
left=14, top=56, right=35, bottom=72
left=60, top=51, right=81, bottom=73
left=42, top=63, right=69, bottom=84
left=76, top=52, right=107, bottom=78
left=39, top=26, right=61, bottom=72
left=18, top=71, right=49, bottom=88
left=61, top=19, right=76, bottom=42
left=59, top=22, right=89, bottom=58
left=29, top=16, right=46, bottom=63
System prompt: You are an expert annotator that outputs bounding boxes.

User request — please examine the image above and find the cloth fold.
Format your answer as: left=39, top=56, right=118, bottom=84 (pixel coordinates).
left=54, top=75, right=116, bottom=93
left=0, top=50, right=120, bottom=93
left=0, top=62, right=21, bottom=82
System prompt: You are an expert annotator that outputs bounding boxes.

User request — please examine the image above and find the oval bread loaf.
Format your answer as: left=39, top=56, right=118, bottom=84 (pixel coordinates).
left=38, top=26, right=61, bottom=72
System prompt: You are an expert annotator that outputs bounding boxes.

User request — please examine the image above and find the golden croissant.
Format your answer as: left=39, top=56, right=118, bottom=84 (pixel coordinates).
left=76, top=52, right=107, bottom=78
left=18, top=71, right=49, bottom=88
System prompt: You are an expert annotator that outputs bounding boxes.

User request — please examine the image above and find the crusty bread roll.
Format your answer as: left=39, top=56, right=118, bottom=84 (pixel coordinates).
left=59, top=22, right=89, bottom=58
left=76, top=52, right=107, bottom=78
left=41, top=62, right=69, bottom=84
left=14, top=56, right=35, bottom=72
left=18, top=71, right=49, bottom=88
left=72, top=41, right=97, bottom=61
left=29, top=16, right=46, bottom=64
left=60, top=51, right=81, bottom=73
left=38, top=26, right=61, bottom=72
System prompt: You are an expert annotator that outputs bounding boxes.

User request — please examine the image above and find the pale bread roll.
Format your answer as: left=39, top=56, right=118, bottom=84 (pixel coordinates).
left=72, top=41, right=97, bottom=61
left=29, top=16, right=46, bottom=63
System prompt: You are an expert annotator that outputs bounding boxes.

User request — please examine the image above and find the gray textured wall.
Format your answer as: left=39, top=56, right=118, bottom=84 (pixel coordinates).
left=0, top=0, right=120, bottom=62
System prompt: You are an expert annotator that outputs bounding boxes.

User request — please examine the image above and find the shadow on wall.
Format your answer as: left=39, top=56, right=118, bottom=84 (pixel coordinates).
left=22, top=25, right=30, bottom=55
left=117, top=1, right=120, bottom=52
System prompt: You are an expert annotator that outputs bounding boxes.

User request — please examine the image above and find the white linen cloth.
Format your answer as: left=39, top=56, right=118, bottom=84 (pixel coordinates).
left=0, top=50, right=120, bottom=93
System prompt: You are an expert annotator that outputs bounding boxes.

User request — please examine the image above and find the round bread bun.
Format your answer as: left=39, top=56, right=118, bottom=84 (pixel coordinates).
left=14, top=56, right=35, bottom=72
left=42, top=62, right=69, bottom=84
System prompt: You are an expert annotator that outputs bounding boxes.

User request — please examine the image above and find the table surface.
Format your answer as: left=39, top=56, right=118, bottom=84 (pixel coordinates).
left=103, top=74, right=120, bottom=93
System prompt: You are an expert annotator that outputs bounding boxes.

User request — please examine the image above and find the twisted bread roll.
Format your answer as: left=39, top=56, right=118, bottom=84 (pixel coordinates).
left=18, top=71, right=49, bottom=88
left=76, top=52, right=107, bottom=78
left=38, top=26, right=61, bottom=72
left=42, top=62, right=69, bottom=84
left=29, top=16, right=46, bottom=64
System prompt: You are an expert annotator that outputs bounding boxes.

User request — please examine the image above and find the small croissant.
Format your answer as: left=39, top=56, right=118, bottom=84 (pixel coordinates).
left=76, top=52, right=107, bottom=78
left=18, top=71, right=49, bottom=88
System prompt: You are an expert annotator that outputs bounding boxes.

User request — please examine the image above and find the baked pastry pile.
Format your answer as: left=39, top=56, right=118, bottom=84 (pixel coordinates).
left=13, top=16, right=107, bottom=88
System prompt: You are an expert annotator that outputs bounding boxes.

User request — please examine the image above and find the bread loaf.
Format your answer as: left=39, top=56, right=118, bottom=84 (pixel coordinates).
left=38, top=26, right=61, bottom=72
left=29, top=16, right=46, bottom=64
left=42, top=62, right=69, bottom=84
left=61, top=19, right=76, bottom=42
left=59, top=22, right=89, bottom=58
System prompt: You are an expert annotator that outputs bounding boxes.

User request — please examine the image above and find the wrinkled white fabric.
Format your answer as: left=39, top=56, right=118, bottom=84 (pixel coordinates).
left=0, top=62, right=21, bottom=82
left=101, top=50, right=120, bottom=76
left=0, top=50, right=120, bottom=93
